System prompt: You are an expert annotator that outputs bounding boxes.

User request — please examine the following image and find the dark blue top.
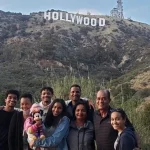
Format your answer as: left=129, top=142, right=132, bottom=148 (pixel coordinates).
left=116, top=127, right=137, bottom=150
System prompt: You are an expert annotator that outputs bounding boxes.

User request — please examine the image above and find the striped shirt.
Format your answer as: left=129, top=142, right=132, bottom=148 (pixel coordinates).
left=93, top=108, right=118, bottom=150
left=93, top=107, right=134, bottom=150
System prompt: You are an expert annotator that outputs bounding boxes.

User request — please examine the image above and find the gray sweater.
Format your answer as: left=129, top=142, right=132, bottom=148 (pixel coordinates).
left=67, top=120, right=95, bottom=150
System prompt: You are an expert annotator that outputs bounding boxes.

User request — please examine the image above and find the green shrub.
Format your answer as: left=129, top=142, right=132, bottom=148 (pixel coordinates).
left=133, top=88, right=150, bottom=99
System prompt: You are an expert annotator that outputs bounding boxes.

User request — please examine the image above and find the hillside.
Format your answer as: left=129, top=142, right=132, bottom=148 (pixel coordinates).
left=0, top=10, right=150, bottom=93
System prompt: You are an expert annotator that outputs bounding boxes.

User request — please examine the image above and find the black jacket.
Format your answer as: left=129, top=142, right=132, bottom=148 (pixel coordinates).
left=0, top=108, right=16, bottom=150
left=8, top=111, right=32, bottom=150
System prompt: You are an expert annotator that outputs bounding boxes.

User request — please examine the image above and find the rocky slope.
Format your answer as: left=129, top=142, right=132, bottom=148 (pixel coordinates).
left=0, top=10, right=150, bottom=92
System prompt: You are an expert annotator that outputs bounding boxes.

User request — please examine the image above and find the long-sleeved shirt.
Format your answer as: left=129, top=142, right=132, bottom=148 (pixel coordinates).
left=115, top=128, right=137, bottom=150
left=0, top=109, right=16, bottom=150
left=34, top=116, right=70, bottom=150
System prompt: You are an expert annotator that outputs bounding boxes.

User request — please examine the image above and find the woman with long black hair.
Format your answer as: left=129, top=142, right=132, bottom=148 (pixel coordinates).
left=29, top=98, right=70, bottom=150
left=111, top=108, right=137, bottom=150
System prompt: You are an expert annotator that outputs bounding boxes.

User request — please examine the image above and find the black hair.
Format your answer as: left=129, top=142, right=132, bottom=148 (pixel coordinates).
left=111, top=108, right=127, bottom=120
left=40, top=87, right=54, bottom=95
left=72, top=101, right=90, bottom=121
left=20, top=93, right=33, bottom=103
left=44, top=98, right=67, bottom=127
left=5, top=90, right=20, bottom=100
left=70, top=84, right=81, bottom=92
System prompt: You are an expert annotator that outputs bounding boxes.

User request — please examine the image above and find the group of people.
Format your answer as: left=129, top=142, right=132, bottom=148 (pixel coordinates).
left=0, top=84, right=140, bottom=150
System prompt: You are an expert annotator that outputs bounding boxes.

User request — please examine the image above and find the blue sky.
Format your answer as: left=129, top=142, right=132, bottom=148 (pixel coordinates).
left=0, top=0, right=150, bottom=24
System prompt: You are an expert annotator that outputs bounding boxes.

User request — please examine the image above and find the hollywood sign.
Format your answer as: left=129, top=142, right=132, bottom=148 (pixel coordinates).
left=44, top=11, right=105, bottom=27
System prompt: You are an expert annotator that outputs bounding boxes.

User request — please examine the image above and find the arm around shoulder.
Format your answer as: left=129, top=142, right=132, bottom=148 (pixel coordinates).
left=34, top=116, right=70, bottom=147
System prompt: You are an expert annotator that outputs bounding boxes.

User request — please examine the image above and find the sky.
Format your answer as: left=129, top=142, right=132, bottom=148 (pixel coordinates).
left=0, top=0, right=150, bottom=25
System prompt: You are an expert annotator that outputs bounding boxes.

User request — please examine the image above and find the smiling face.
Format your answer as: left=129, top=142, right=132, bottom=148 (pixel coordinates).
left=5, top=94, right=18, bottom=108
left=33, top=112, right=42, bottom=121
left=75, top=104, right=87, bottom=121
left=20, top=97, right=32, bottom=111
left=111, top=112, right=126, bottom=132
left=41, top=89, right=53, bottom=106
left=52, top=102, right=63, bottom=116
left=69, top=87, right=81, bottom=102
left=96, top=91, right=110, bottom=111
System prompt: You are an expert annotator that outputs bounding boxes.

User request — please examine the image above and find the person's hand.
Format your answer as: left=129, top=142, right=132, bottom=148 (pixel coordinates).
left=29, top=139, right=40, bottom=150
left=29, top=139, right=35, bottom=149
left=88, top=100, right=95, bottom=109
